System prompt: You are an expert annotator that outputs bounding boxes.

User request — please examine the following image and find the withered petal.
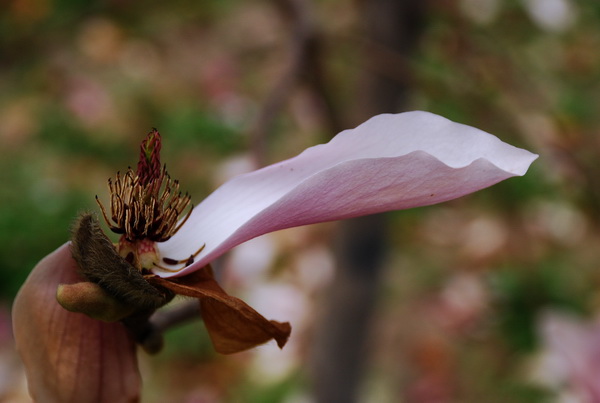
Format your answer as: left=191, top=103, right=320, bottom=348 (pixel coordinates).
left=13, top=243, right=141, bottom=403
left=149, top=266, right=291, bottom=354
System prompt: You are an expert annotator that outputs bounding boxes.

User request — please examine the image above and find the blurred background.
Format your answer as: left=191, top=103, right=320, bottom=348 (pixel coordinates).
left=2, top=0, right=600, bottom=402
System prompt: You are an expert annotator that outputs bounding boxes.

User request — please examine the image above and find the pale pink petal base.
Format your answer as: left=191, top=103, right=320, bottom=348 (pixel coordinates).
left=157, top=111, right=538, bottom=277
left=13, top=243, right=141, bottom=403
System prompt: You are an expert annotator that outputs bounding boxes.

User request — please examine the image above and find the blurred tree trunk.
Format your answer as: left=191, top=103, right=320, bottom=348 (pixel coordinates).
left=309, top=1, right=427, bottom=402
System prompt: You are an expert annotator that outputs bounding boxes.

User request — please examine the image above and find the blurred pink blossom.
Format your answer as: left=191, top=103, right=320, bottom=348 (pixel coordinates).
left=539, top=311, right=600, bottom=402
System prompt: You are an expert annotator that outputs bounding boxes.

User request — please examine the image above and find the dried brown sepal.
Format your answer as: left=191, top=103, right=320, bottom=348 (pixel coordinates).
left=148, top=266, right=291, bottom=354
left=70, top=212, right=174, bottom=312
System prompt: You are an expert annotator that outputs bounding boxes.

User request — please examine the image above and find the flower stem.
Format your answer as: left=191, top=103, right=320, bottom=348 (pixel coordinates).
left=122, top=301, right=202, bottom=354
left=150, top=300, right=201, bottom=332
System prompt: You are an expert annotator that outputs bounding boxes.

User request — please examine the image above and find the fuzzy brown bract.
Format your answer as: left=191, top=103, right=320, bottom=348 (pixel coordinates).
left=70, top=212, right=174, bottom=312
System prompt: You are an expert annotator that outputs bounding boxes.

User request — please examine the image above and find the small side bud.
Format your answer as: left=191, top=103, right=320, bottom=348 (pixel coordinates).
left=57, top=282, right=137, bottom=322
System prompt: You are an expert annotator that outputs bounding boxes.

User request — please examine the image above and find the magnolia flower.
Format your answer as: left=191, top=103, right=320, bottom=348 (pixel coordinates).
left=13, top=111, right=537, bottom=402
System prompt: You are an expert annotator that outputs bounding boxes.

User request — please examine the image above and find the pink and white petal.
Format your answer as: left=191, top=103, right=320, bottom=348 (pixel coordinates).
left=13, top=243, right=141, bottom=403
left=157, top=111, right=537, bottom=277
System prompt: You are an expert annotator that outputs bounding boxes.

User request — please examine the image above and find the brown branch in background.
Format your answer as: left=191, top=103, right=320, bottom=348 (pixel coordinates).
left=359, top=38, right=414, bottom=89
left=249, top=0, right=342, bottom=164
left=279, top=0, right=343, bottom=136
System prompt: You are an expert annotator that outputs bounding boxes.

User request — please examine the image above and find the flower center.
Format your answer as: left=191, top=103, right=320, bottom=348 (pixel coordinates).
left=117, top=236, right=160, bottom=271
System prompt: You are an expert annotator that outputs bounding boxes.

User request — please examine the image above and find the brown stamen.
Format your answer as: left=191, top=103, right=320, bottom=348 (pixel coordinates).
left=162, top=244, right=206, bottom=266
left=96, top=129, right=192, bottom=242
left=155, top=244, right=206, bottom=273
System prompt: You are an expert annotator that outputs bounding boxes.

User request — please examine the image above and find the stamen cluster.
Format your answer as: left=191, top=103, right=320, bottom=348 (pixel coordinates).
left=96, top=129, right=192, bottom=242
left=97, top=168, right=192, bottom=242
